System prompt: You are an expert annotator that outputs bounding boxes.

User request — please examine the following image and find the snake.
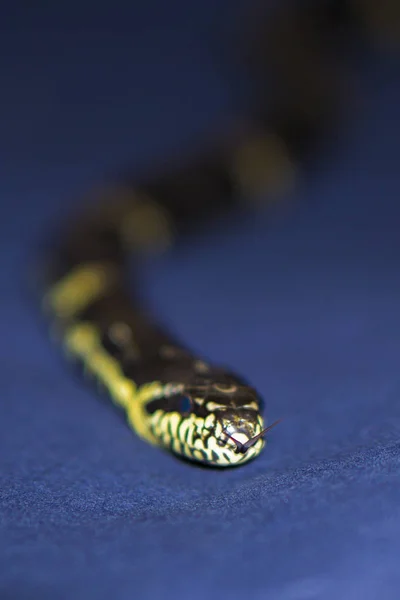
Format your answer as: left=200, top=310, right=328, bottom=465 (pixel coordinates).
left=38, top=145, right=283, bottom=468
left=36, top=1, right=381, bottom=467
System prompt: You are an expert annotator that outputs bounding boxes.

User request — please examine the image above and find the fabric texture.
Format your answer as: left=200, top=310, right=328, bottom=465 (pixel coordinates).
left=1, top=3, right=400, bottom=599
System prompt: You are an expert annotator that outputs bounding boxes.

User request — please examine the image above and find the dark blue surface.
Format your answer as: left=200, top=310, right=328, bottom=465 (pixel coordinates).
left=1, top=4, right=400, bottom=599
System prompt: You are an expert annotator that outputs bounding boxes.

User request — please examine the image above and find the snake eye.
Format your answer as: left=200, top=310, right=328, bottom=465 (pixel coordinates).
left=178, top=395, right=192, bottom=415
left=146, top=393, right=192, bottom=415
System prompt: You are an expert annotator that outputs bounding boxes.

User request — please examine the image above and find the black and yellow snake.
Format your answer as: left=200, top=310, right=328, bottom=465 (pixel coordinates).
left=39, top=145, right=284, bottom=467
left=37, top=1, right=394, bottom=467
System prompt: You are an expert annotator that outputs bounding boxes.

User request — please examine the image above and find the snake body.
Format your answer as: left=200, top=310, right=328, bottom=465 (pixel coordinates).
left=38, top=1, right=384, bottom=467
left=40, top=144, right=283, bottom=467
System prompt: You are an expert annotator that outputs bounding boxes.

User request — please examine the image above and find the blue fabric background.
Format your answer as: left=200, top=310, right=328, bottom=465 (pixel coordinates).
left=1, top=3, right=400, bottom=599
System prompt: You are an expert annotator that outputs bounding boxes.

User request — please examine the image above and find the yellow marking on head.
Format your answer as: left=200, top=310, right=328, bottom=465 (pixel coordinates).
left=191, top=398, right=204, bottom=409
left=64, top=322, right=162, bottom=446
left=150, top=409, right=163, bottom=430
left=168, top=413, right=181, bottom=437
left=45, top=262, right=117, bottom=319
left=204, top=414, right=216, bottom=430
left=206, top=401, right=227, bottom=412
left=181, top=442, right=191, bottom=459
left=194, top=438, right=205, bottom=450
left=206, top=436, right=221, bottom=454
left=178, top=418, right=191, bottom=443
left=195, top=417, right=205, bottom=433
left=241, top=402, right=259, bottom=411
left=156, top=413, right=170, bottom=436
left=151, top=412, right=184, bottom=451
left=171, top=435, right=183, bottom=455
left=184, top=416, right=196, bottom=447
left=159, top=427, right=172, bottom=447
left=214, top=421, right=223, bottom=440
left=205, top=435, right=263, bottom=466
left=193, top=449, right=205, bottom=462
left=213, top=383, right=237, bottom=393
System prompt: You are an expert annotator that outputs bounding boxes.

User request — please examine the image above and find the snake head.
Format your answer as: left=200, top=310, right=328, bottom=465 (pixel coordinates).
left=180, top=379, right=279, bottom=466
left=145, top=378, right=279, bottom=467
